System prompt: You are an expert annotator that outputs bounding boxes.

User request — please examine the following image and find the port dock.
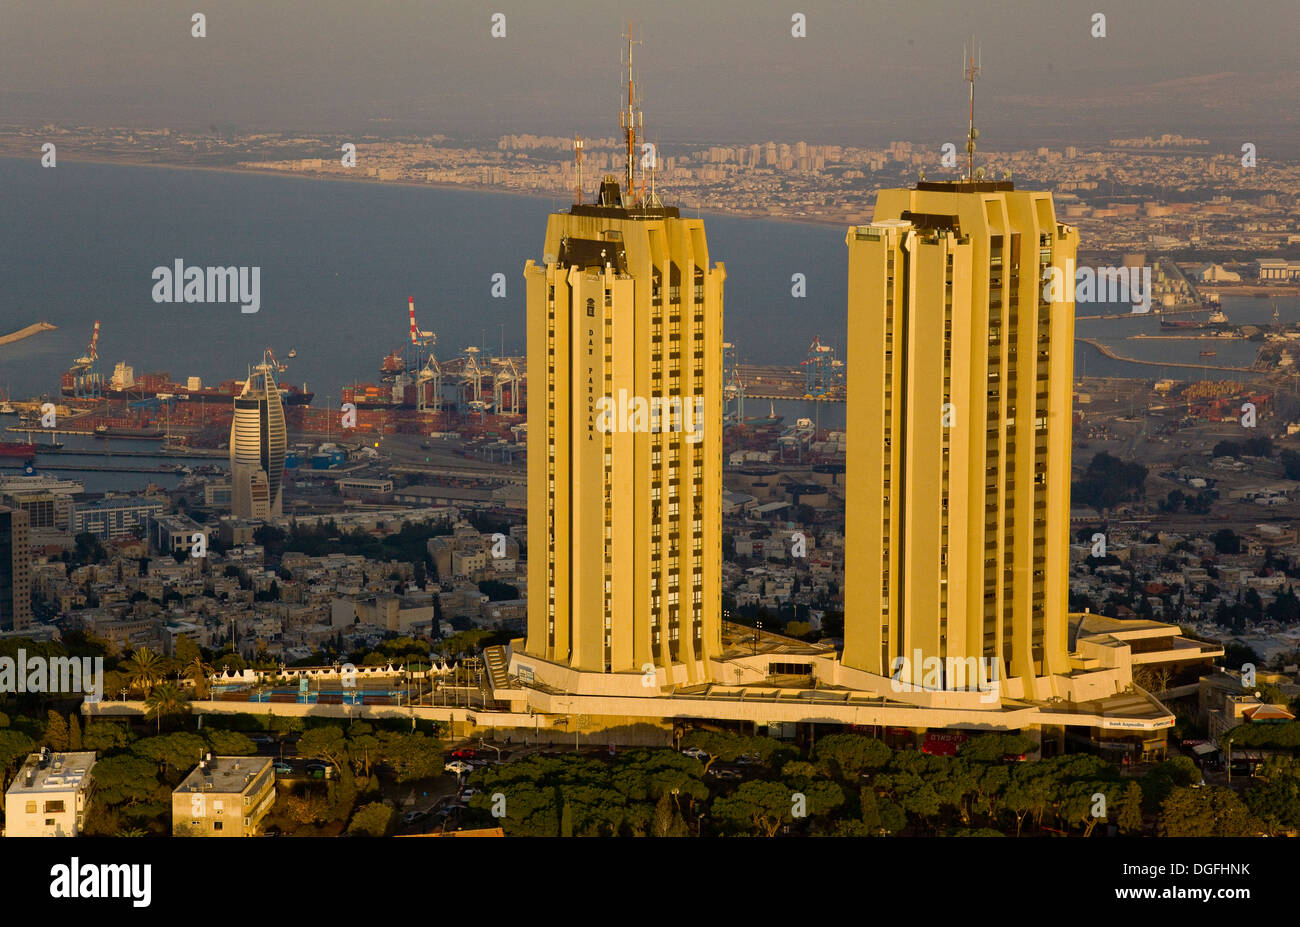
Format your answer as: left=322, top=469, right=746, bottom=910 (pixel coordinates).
left=0, top=321, right=56, bottom=346
left=1076, top=337, right=1260, bottom=372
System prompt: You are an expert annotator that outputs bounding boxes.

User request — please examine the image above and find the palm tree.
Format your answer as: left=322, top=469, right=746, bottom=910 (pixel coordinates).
left=185, top=655, right=214, bottom=699
left=122, top=646, right=165, bottom=696
left=144, top=682, right=189, bottom=733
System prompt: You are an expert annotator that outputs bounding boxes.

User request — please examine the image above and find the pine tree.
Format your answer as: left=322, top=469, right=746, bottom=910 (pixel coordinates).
left=45, top=710, right=69, bottom=752
left=860, top=786, right=882, bottom=834
left=1117, top=781, right=1144, bottom=835
left=652, top=791, right=676, bottom=837
left=68, top=713, right=82, bottom=751
left=560, top=800, right=574, bottom=838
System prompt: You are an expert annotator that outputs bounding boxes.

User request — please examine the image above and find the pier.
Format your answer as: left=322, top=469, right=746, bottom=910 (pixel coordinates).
left=1, top=432, right=226, bottom=458
left=1075, top=304, right=1202, bottom=322
left=1130, top=334, right=1243, bottom=341
left=0, top=321, right=56, bottom=346
left=0, top=463, right=189, bottom=474
left=1076, top=337, right=1258, bottom=373
left=34, top=445, right=226, bottom=459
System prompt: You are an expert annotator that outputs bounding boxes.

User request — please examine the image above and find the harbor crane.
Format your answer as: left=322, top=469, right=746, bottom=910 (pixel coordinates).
left=406, top=297, right=443, bottom=413
left=723, top=342, right=745, bottom=422
left=459, top=346, right=487, bottom=409
left=69, top=321, right=103, bottom=398
left=492, top=357, right=522, bottom=415
left=801, top=336, right=841, bottom=398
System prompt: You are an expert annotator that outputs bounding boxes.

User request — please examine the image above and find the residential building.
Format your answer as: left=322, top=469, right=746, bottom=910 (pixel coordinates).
left=3, top=750, right=96, bottom=837
left=0, top=505, right=31, bottom=631
left=172, top=755, right=275, bottom=837
left=72, top=495, right=167, bottom=541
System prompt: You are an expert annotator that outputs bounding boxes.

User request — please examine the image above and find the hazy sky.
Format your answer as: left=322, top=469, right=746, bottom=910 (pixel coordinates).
left=2, top=0, right=1297, bottom=148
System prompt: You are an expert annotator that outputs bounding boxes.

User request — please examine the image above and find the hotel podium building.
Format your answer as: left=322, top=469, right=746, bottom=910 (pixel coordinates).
left=843, top=181, right=1080, bottom=699
left=517, top=175, right=726, bottom=692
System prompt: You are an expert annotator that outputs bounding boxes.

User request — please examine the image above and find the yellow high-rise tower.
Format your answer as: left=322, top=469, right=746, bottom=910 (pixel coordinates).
left=843, top=179, right=1079, bottom=698
left=519, top=33, right=725, bottom=692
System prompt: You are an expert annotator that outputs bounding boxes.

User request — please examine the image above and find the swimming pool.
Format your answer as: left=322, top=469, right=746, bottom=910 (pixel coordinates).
left=211, top=685, right=406, bottom=705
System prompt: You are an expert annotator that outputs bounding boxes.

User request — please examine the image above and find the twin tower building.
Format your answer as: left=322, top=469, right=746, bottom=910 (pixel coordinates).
left=518, top=152, right=1082, bottom=702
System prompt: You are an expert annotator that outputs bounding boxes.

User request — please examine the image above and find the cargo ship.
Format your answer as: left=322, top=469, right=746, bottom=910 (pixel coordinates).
left=0, top=441, right=36, bottom=460
left=342, top=382, right=403, bottom=410
left=94, top=424, right=164, bottom=439
left=380, top=351, right=406, bottom=376
left=59, top=324, right=314, bottom=407
left=62, top=362, right=313, bottom=406
left=1160, top=309, right=1228, bottom=331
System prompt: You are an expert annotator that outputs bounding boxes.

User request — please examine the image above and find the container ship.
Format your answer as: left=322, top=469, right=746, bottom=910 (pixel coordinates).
left=93, top=424, right=164, bottom=439
left=0, top=441, right=36, bottom=460
left=59, top=322, right=312, bottom=406
left=62, top=361, right=313, bottom=406
left=1159, top=308, right=1228, bottom=331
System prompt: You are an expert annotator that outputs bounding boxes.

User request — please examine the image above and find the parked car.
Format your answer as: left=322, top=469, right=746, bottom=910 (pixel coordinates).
left=459, top=788, right=479, bottom=800
left=444, top=760, right=474, bottom=775
left=734, top=753, right=760, bottom=766
left=272, top=762, right=293, bottom=776
left=450, top=748, right=477, bottom=759
left=681, top=747, right=709, bottom=760
left=707, top=768, right=743, bottom=781
left=402, top=810, right=428, bottom=824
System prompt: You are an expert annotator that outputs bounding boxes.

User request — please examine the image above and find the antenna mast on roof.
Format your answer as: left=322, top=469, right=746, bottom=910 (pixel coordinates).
left=620, top=23, right=642, bottom=205
left=573, top=135, right=584, bottom=205
left=647, top=137, right=661, bottom=208
left=963, top=36, right=981, bottom=181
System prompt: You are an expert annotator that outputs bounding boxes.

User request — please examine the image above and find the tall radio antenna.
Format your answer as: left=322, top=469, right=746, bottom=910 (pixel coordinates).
left=573, top=135, right=584, bottom=205
left=620, top=23, right=643, bottom=205
left=963, top=36, right=981, bottom=181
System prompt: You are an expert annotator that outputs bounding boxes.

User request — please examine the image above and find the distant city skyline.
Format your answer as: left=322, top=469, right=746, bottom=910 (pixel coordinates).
left=1, top=1, right=1297, bottom=148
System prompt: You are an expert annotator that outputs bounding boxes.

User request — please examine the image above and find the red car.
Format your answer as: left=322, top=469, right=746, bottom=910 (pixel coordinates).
left=450, top=749, right=477, bottom=759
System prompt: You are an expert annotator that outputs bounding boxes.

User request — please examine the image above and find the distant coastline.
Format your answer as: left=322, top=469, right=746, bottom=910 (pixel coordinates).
left=0, top=321, right=56, bottom=347
left=0, top=152, right=860, bottom=231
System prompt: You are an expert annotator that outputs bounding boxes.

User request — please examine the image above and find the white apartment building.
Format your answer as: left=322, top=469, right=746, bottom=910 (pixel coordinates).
left=3, top=749, right=96, bottom=837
